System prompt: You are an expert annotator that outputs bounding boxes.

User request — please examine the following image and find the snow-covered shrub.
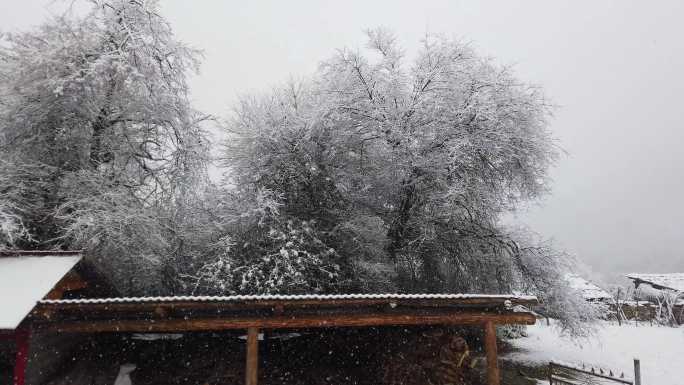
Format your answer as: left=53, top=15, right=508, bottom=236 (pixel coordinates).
left=189, top=198, right=348, bottom=295
left=498, top=324, right=528, bottom=339
left=231, top=219, right=344, bottom=294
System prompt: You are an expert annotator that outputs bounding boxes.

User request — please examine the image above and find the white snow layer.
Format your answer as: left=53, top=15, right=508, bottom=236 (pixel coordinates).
left=40, top=293, right=537, bottom=304
left=505, top=321, right=684, bottom=385
left=0, top=255, right=81, bottom=329
left=565, top=273, right=612, bottom=300
left=626, top=273, right=684, bottom=292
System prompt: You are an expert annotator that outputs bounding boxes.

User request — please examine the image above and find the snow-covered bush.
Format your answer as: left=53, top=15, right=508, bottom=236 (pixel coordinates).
left=190, top=218, right=346, bottom=295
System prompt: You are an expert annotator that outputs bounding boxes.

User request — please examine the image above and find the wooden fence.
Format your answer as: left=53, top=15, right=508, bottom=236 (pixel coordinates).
left=548, top=360, right=641, bottom=385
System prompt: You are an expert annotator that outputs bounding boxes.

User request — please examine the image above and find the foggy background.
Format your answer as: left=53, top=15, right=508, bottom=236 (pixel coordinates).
left=2, top=0, right=683, bottom=283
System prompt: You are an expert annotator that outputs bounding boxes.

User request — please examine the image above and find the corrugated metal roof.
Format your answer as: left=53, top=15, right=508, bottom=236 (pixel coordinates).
left=0, top=253, right=82, bottom=329
left=41, top=293, right=537, bottom=305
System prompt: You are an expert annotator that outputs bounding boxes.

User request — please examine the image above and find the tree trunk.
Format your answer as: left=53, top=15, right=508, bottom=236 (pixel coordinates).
left=89, top=76, right=117, bottom=167
left=386, top=181, right=417, bottom=260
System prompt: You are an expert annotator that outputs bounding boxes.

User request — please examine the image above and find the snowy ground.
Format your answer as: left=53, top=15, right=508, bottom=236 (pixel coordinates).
left=504, top=321, right=684, bottom=385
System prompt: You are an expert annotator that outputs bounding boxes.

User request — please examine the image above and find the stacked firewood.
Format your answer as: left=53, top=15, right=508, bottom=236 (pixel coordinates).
left=380, top=329, right=482, bottom=385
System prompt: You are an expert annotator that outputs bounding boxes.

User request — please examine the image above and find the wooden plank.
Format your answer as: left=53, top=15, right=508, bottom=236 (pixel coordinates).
left=36, top=311, right=536, bottom=333
left=549, top=375, right=579, bottom=385
left=45, top=271, right=89, bottom=300
left=0, top=331, right=15, bottom=340
left=550, top=361, right=634, bottom=384
left=484, top=321, right=500, bottom=385
left=31, top=306, right=526, bottom=324
left=13, top=328, right=30, bottom=385
left=245, top=327, right=259, bottom=385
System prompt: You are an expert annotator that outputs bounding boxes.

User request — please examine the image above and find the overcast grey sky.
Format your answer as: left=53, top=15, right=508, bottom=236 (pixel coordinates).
left=2, top=1, right=683, bottom=280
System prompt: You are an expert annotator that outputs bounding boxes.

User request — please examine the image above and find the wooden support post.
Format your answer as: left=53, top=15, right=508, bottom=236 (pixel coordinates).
left=484, top=321, right=500, bottom=385
left=13, top=328, right=30, bottom=385
left=245, top=327, right=259, bottom=385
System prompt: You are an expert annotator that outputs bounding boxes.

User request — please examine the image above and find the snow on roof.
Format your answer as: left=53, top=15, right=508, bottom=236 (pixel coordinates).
left=565, top=274, right=612, bottom=300
left=0, top=253, right=82, bottom=329
left=40, top=293, right=538, bottom=305
left=626, top=273, right=684, bottom=292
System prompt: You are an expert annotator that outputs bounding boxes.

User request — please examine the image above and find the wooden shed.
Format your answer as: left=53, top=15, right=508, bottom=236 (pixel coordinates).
left=0, top=251, right=85, bottom=385
left=2, top=251, right=539, bottom=385
left=626, top=273, right=684, bottom=324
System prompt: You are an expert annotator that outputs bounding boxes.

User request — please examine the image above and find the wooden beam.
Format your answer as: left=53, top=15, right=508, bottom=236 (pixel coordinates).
left=245, top=327, right=259, bottom=385
left=36, top=311, right=536, bottom=333
left=0, top=331, right=16, bottom=340
left=13, top=328, right=30, bottom=385
left=45, top=271, right=89, bottom=300
left=484, top=321, right=500, bottom=385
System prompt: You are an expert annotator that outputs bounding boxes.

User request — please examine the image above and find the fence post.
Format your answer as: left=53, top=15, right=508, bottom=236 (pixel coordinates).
left=635, top=304, right=638, bottom=326
left=548, top=362, right=553, bottom=384
left=633, top=358, right=641, bottom=385
left=616, top=288, right=623, bottom=326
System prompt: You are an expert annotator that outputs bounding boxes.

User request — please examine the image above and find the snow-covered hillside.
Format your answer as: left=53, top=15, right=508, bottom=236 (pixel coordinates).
left=505, top=321, right=684, bottom=385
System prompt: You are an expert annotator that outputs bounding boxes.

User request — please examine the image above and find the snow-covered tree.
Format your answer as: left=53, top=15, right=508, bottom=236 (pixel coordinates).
left=0, top=0, right=209, bottom=293
left=220, top=29, right=594, bottom=333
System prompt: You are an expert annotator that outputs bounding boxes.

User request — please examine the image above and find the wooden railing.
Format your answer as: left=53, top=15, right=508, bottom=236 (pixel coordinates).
left=548, top=360, right=640, bottom=385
